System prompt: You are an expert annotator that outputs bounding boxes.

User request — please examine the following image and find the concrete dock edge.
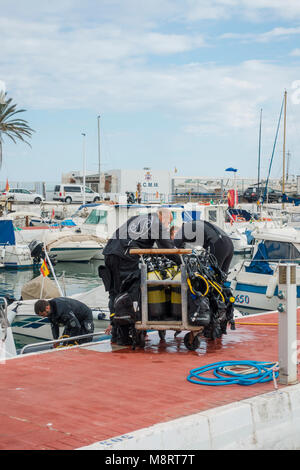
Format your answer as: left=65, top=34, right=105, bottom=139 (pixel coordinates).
left=79, top=383, right=300, bottom=450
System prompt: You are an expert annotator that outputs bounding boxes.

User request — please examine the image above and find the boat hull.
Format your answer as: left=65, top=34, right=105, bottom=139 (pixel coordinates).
left=12, top=315, right=109, bottom=341
left=49, top=247, right=101, bottom=262
left=226, top=279, right=300, bottom=311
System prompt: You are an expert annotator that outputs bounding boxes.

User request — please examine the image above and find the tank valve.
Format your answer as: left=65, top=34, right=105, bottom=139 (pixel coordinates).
left=278, top=290, right=285, bottom=300
left=278, top=303, right=285, bottom=313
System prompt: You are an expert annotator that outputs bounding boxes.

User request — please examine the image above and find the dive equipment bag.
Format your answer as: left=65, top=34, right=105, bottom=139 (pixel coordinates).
left=113, top=292, right=137, bottom=326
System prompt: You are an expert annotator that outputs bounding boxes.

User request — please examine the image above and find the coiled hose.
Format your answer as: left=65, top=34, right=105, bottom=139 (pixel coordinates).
left=187, top=360, right=279, bottom=386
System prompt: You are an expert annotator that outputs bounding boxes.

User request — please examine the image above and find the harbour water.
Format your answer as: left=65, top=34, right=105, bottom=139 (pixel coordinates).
left=0, top=260, right=104, bottom=301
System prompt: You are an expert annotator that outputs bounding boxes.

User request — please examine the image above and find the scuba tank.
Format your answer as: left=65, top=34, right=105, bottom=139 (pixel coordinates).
left=170, top=270, right=182, bottom=320
left=147, top=269, right=169, bottom=320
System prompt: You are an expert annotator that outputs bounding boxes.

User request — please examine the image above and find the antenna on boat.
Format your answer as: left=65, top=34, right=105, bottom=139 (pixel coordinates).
left=262, top=93, right=285, bottom=205
left=82, top=132, right=86, bottom=206
left=282, top=90, right=287, bottom=209
left=43, top=242, right=64, bottom=296
left=97, top=115, right=101, bottom=196
left=257, top=108, right=262, bottom=212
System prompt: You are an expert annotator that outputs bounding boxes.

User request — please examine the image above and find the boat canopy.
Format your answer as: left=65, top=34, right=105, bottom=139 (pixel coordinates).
left=84, top=209, right=108, bottom=225
left=0, top=220, right=16, bottom=245
left=245, top=242, right=274, bottom=275
left=246, top=239, right=300, bottom=275
left=227, top=208, right=253, bottom=221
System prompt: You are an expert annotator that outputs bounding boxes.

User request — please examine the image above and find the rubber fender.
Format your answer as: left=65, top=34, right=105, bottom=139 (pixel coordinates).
left=266, top=275, right=277, bottom=299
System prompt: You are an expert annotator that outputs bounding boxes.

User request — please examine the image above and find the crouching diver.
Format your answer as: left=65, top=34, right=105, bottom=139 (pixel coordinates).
left=174, top=220, right=234, bottom=275
left=34, top=298, right=94, bottom=345
left=100, top=208, right=180, bottom=346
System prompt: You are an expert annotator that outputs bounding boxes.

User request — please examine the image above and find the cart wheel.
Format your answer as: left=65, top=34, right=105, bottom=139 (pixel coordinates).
left=184, top=332, right=200, bottom=351
left=158, top=330, right=166, bottom=341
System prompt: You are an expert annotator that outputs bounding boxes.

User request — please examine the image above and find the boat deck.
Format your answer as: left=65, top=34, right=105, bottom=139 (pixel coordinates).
left=1, top=309, right=299, bottom=450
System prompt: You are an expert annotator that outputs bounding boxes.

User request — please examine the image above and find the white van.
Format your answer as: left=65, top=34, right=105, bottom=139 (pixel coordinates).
left=53, top=184, right=101, bottom=204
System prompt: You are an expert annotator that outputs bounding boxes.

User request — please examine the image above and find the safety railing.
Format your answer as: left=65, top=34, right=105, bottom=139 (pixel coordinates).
left=0, top=297, right=9, bottom=343
left=19, top=330, right=106, bottom=355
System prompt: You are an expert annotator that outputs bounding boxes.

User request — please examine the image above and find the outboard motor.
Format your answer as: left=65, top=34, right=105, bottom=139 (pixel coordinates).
left=28, top=240, right=57, bottom=265
left=126, top=192, right=136, bottom=204
left=29, top=240, right=45, bottom=263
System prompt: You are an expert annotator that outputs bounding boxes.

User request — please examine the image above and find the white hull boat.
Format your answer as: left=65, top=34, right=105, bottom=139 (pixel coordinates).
left=226, top=227, right=300, bottom=311
left=0, top=220, right=38, bottom=270
left=44, top=231, right=105, bottom=262
left=225, top=228, right=253, bottom=254
left=9, top=283, right=110, bottom=341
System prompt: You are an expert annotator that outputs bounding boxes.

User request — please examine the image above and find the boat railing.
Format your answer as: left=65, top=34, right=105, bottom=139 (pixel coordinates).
left=243, top=258, right=300, bottom=264
left=0, top=297, right=9, bottom=343
left=19, top=330, right=106, bottom=355
left=231, top=257, right=300, bottom=276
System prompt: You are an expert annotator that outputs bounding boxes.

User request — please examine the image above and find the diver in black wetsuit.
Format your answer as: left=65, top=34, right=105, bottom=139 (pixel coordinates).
left=34, top=297, right=94, bottom=345
left=174, top=220, right=234, bottom=274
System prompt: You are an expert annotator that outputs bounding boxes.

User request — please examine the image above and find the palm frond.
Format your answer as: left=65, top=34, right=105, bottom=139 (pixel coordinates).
left=0, top=93, right=35, bottom=167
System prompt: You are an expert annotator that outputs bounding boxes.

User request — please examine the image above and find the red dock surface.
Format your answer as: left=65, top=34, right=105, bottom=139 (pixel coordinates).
left=1, top=310, right=299, bottom=450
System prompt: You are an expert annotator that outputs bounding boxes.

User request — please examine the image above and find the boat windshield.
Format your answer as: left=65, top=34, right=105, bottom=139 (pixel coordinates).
left=84, top=209, right=108, bottom=225
left=263, top=240, right=300, bottom=261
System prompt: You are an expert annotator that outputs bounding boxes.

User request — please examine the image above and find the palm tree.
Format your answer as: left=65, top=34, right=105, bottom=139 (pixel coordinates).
left=0, top=91, right=35, bottom=169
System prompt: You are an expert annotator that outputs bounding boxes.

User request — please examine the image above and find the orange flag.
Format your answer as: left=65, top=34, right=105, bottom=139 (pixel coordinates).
left=5, top=179, right=9, bottom=192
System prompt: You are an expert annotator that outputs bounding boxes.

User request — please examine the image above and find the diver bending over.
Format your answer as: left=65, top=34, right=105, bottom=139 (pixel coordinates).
left=174, top=220, right=234, bottom=274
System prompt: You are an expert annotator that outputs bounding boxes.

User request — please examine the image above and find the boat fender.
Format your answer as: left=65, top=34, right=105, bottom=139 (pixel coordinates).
left=266, top=276, right=277, bottom=299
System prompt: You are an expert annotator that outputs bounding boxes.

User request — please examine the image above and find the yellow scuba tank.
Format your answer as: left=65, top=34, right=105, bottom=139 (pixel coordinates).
left=170, top=270, right=182, bottom=320
left=147, top=270, right=169, bottom=320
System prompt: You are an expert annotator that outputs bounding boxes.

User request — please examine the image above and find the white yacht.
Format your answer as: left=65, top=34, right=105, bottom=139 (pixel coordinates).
left=226, top=227, right=300, bottom=311
left=0, top=220, right=38, bottom=269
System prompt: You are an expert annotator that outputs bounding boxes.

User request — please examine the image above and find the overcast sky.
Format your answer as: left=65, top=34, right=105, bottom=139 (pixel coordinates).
left=1, top=0, right=300, bottom=183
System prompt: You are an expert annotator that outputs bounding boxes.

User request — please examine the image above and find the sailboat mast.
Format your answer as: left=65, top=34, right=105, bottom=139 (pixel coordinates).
left=258, top=108, right=262, bottom=192
left=282, top=90, right=287, bottom=199
left=97, top=115, right=101, bottom=194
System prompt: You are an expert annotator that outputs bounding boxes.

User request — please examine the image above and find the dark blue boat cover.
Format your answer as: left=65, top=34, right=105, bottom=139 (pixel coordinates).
left=0, top=220, right=16, bottom=245
left=245, top=242, right=274, bottom=275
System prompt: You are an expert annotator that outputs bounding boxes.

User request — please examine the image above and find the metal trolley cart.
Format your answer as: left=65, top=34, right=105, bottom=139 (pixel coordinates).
left=129, top=248, right=204, bottom=351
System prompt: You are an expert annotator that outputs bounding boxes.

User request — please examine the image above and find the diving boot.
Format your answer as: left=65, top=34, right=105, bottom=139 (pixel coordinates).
left=111, top=324, right=118, bottom=343
left=116, top=325, right=132, bottom=346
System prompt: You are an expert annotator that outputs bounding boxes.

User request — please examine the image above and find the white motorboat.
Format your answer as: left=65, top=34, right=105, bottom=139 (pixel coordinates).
left=9, top=276, right=110, bottom=341
left=13, top=221, right=105, bottom=262
left=78, top=203, right=148, bottom=259
left=226, top=227, right=300, bottom=311
left=43, top=230, right=105, bottom=262
left=0, top=220, right=39, bottom=269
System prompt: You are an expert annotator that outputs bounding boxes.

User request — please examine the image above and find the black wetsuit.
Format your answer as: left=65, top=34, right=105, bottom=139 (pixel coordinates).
left=48, top=297, right=94, bottom=344
left=102, top=213, right=179, bottom=343
left=174, top=220, right=234, bottom=274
